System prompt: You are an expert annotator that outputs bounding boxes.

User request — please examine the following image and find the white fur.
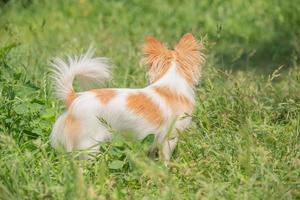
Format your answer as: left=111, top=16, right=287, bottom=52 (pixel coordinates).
left=50, top=51, right=197, bottom=161
left=50, top=48, right=111, bottom=101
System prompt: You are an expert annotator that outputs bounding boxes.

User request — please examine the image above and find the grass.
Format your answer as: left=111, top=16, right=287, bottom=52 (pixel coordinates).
left=0, top=0, right=299, bottom=199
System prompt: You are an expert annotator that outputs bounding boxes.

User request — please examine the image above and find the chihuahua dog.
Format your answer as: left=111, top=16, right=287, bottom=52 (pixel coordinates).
left=50, top=33, right=205, bottom=161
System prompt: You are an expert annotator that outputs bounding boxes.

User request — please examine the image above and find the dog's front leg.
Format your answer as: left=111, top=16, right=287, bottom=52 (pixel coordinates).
left=148, top=131, right=178, bottom=162
left=161, top=136, right=178, bottom=161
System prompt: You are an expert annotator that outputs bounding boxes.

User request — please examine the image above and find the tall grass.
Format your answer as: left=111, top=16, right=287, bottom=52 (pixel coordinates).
left=0, top=0, right=299, bottom=199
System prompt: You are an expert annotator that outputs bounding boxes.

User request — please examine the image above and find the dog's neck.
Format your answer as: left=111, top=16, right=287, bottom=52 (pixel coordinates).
left=149, top=60, right=195, bottom=101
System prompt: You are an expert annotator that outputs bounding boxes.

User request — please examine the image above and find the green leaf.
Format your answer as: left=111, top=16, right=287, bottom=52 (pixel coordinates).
left=108, top=160, right=125, bottom=170
left=15, top=85, right=37, bottom=97
left=30, top=103, right=44, bottom=113
left=40, top=108, right=56, bottom=120
left=13, top=104, right=29, bottom=115
left=112, top=139, right=125, bottom=148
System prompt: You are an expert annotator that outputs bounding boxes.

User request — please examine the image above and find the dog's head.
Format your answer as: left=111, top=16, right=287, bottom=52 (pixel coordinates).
left=143, top=33, right=205, bottom=85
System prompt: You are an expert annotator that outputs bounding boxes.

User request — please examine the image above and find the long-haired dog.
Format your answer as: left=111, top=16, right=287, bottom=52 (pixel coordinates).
left=50, top=33, right=205, bottom=161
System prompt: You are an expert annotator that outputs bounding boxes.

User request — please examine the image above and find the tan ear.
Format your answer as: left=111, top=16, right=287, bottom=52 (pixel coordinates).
left=144, top=36, right=168, bottom=58
left=174, top=33, right=202, bottom=52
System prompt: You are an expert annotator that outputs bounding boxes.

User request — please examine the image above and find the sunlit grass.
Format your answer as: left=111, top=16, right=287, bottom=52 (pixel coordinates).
left=0, top=0, right=299, bottom=199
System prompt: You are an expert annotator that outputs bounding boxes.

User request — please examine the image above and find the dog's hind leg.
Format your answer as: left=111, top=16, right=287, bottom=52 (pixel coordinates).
left=75, top=121, right=112, bottom=158
left=51, top=111, right=86, bottom=152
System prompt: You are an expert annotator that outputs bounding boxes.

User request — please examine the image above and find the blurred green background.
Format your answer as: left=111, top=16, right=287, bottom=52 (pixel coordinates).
left=1, top=0, right=299, bottom=75
left=0, top=0, right=299, bottom=199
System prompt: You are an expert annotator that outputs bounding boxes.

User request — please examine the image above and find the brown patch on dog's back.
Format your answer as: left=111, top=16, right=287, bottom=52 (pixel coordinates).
left=153, top=86, right=193, bottom=114
left=92, top=89, right=116, bottom=105
left=127, top=92, right=164, bottom=126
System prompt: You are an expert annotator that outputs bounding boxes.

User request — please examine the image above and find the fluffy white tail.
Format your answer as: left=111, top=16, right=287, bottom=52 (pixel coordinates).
left=50, top=48, right=111, bottom=106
